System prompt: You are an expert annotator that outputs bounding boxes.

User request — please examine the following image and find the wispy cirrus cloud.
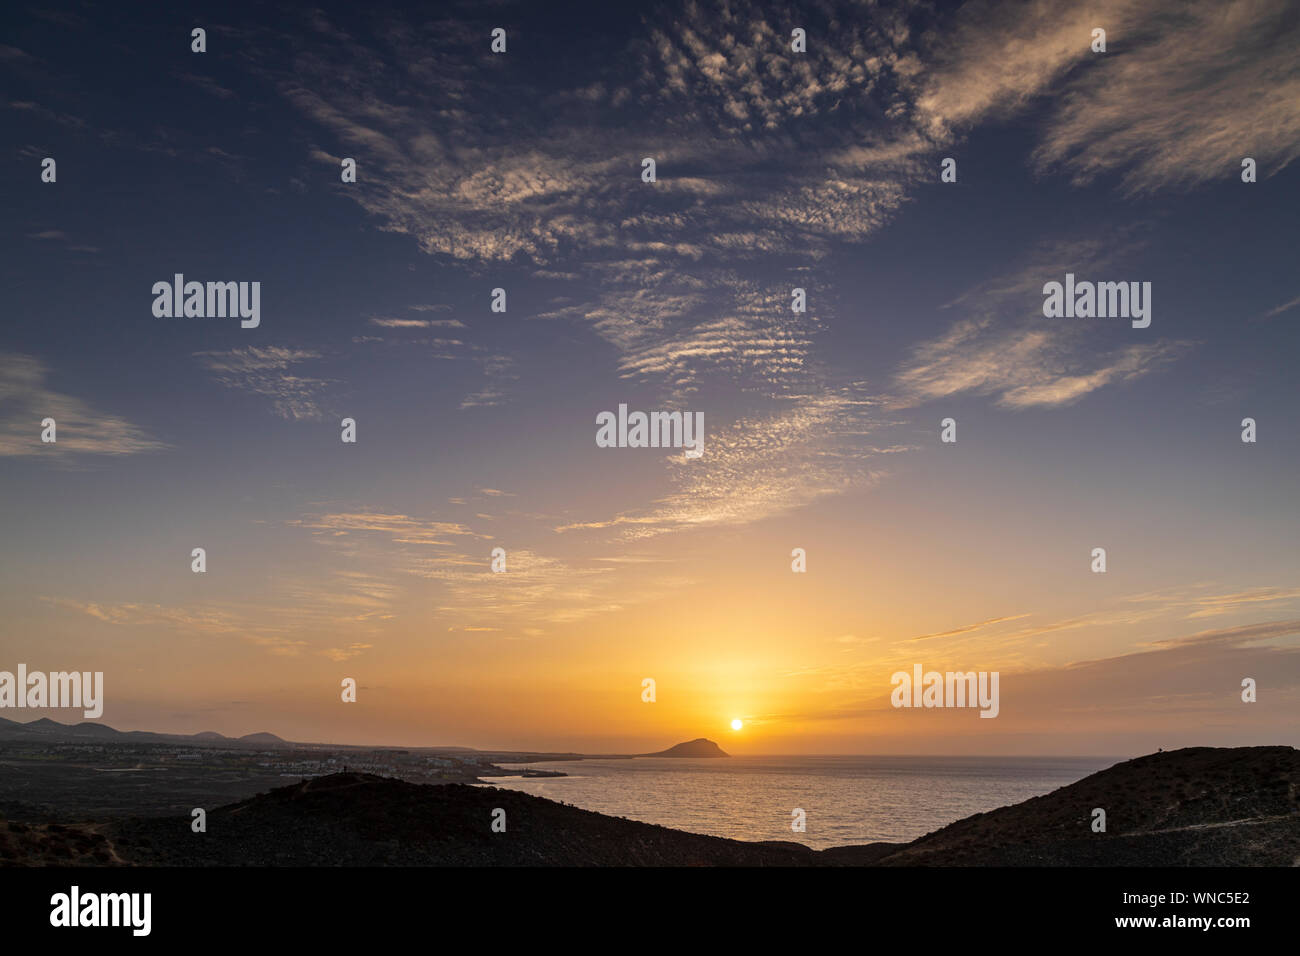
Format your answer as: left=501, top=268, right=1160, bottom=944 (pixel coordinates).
left=458, top=353, right=516, bottom=409
left=893, top=317, right=1188, bottom=409
left=45, top=598, right=244, bottom=632
left=24, top=229, right=98, bottom=252
left=414, top=548, right=619, bottom=625
left=908, top=614, right=1032, bottom=642
left=0, top=352, right=167, bottom=457
left=287, top=502, right=690, bottom=630
left=46, top=567, right=399, bottom=659
left=322, top=643, right=373, bottom=662
left=289, top=511, right=485, bottom=547
left=559, top=387, right=886, bottom=539
left=46, top=597, right=308, bottom=657
left=1124, top=584, right=1300, bottom=621
left=368, top=315, right=465, bottom=329
left=174, top=71, right=235, bottom=100
left=1262, top=293, right=1300, bottom=319
left=913, top=0, right=1300, bottom=194
left=892, top=233, right=1192, bottom=409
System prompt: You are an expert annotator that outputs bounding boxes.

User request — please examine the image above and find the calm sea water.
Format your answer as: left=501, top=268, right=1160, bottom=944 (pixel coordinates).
left=483, top=755, right=1117, bottom=849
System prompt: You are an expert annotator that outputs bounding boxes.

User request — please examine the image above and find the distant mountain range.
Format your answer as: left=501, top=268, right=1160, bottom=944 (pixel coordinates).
left=0, top=716, right=289, bottom=748
left=0, top=717, right=725, bottom=760
left=3, top=745, right=1294, bottom=866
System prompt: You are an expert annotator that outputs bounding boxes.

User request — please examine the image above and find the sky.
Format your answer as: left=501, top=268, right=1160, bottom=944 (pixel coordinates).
left=2, top=0, right=1298, bottom=755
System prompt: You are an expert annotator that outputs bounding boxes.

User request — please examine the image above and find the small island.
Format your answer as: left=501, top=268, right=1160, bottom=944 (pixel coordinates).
left=642, top=738, right=729, bottom=758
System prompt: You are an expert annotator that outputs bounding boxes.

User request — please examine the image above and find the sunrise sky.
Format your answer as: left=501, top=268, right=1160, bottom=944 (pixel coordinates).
left=3, top=0, right=1298, bottom=755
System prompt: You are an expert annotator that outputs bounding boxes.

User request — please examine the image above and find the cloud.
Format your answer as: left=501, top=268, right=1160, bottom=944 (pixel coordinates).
left=289, top=511, right=484, bottom=547
left=895, top=319, right=1188, bottom=409
left=47, top=598, right=307, bottom=656
left=1033, top=1, right=1300, bottom=193
left=893, top=234, right=1192, bottom=408
left=0, top=352, right=167, bottom=457
left=908, top=614, right=1032, bottom=642
left=45, top=598, right=244, bottom=632
left=559, top=387, right=885, bottom=539
left=913, top=0, right=1300, bottom=194
left=368, top=316, right=464, bottom=328
left=773, top=614, right=1300, bottom=737
left=289, top=502, right=685, bottom=631
left=46, top=567, right=399, bottom=656
left=175, top=72, right=235, bottom=99
left=613, top=287, right=814, bottom=392
left=266, top=1, right=1262, bottom=538
left=250, top=6, right=927, bottom=534
left=1262, top=293, right=1300, bottom=319
left=193, top=346, right=330, bottom=420
left=639, top=1, right=908, bottom=136
left=24, top=229, right=99, bottom=253
left=991, top=617, right=1300, bottom=727
left=1145, top=618, right=1300, bottom=649
left=458, top=353, right=516, bottom=409
left=273, top=2, right=929, bottom=276
left=321, top=643, right=372, bottom=662
left=5, top=98, right=87, bottom=129
left=1124, top=584, right=1300, bottom=621
left=415, top=548, right=621, bottom=625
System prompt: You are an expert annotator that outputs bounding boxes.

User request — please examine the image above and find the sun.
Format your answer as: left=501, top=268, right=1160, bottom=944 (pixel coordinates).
left=730, top=718, right=743, bottom=731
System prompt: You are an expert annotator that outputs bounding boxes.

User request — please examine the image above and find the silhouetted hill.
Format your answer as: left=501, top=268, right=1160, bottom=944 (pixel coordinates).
left=104, top=773, right=814, bottom=866
left=858, top=746, right=1300, bottom=866
left=237, top=732, right=287, bottom=746
left=643, top=738, right=729, bottom=758
left=68, top=722, right=120, bottom=737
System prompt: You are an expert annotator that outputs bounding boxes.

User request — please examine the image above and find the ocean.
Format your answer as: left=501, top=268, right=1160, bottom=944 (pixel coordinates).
left=484, top=755, right=1118, bottom=849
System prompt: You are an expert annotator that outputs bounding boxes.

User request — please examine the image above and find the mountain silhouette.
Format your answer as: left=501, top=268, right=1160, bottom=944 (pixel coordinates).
left=643, top=738, right=729, bottom=757
left=237, top=732, right=288, bottom=746
left=0, top=717, right=291, bottom=748
left=850, top=745, right=1300, bottom=866
left=104, top=773, right=807, bottom=866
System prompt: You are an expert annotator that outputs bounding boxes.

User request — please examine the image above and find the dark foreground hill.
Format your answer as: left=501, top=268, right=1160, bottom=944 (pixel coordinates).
left=853, top=745, right=1300, bottom=866
left=1, top=746, right=1294, bottom=866
left=107, top=774, right=815, bottom=866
